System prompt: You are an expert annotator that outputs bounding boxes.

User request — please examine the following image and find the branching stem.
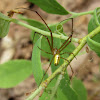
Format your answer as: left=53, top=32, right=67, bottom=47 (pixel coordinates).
left=12, top=19, right=79, bottom=43
left=25, top=25, right=100, bottom=100
left=60, top=10, right=94, bottom=25
left=10, top=9, right=98, bottom=100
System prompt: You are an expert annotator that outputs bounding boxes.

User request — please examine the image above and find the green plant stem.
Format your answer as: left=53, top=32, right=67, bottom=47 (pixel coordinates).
left=50, top=74, right=63, bottom=100
left=11, top=10, right=94, bottom=44
left=60, top=10, right=94, bottom=25
left=26, top=25, right=100, bottom=100
left=26, top=86, right=43, bottom=100
left=11, top=10, right=96, bottom=100
left=71, top=10, right=94, bottom=16
left=12, top=19, right=79, bottom=43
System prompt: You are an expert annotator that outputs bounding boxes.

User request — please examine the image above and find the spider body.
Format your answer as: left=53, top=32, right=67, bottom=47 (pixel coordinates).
left=54, top=54, right=60, bottom=66
left=52, top=48, right=60, bottom=66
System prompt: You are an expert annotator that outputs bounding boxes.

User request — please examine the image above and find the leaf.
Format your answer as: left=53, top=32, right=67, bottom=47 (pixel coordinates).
left=56, top=87, right=68, bottom=100
left=0, top=60, right=32, bottom=88
left=72, top=77, right=87, bottom=100
left=32, top=36, right=43, bottom=86
left=87, top=37, right=100, bottom=56
left=88, top=7, right=100, bottom=57
left=88, top=7, right=100, bottom=43
left=57, top=85, right=78, bottom=100
left=56, top=24, right=63, bottom=34
left=58, top=73, right=78, bottom=100
left=0, top=12, right=11, bottom=37
left=28, top=0, right=69, bottom=15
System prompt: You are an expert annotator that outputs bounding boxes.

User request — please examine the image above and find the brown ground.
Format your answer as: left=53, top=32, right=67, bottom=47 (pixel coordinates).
left=0, top=0, right=100, bottom=100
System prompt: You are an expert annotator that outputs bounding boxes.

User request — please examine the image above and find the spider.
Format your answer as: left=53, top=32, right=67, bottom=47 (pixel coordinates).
left=7, top=8, right=75, bottom=84
left=32, top=12, right=75, bottom=84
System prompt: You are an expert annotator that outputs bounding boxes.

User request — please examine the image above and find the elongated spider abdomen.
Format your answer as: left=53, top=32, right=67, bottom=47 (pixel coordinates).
left=54, top=54, right=60, bottom=66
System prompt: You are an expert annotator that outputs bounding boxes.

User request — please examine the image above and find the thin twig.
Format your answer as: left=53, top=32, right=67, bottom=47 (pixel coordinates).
left=50, top=74, right=63, bottom=100
left=12, top=19, right=79, bottom=43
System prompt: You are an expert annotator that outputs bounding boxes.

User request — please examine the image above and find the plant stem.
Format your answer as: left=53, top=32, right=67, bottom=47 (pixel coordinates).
left=25, top=86, right=43, bottom=100
left=11, top=10, right=94, bottom=43
left=26, top=25, right=100, bottom=100
left=50, top=74, right=63, bottom=100
left=60, top=10, right=94, bottom=25
left=70, top=10, right=94, bottom=16
left=11, top=9, right=96, bottom=100
left=11, top=19, right=79, bottom=43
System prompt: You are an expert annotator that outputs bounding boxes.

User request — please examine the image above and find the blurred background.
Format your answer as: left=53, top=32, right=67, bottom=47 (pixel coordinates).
left=0, top=0, right=100, bottom=100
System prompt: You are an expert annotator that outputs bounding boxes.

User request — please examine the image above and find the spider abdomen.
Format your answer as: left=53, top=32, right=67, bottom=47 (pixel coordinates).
left=54, top=54, right=60, bottom=66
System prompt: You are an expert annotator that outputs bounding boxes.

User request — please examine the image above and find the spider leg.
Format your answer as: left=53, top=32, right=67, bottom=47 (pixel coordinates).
left=39, top=55, right=55, bottom=86
left=59, top=35, right=72, bottom=51
left=59, top=18, right=73, bottom=24
left=15, top=7, right=54, bottom=50
left=58, top=18, right=73, bottom=52
left=60, top=57, right=74, bottom=79
left=59, top=39, right=72, bottom=53
left=34, top=32, right=52, bottom=51
left=37, top=46, right=52, bottom=55
left=34, top=11, right=53, bottom=49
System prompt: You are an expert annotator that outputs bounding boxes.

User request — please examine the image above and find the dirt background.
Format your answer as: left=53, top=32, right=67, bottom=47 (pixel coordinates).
left=0, top=0, right=100, bottom=100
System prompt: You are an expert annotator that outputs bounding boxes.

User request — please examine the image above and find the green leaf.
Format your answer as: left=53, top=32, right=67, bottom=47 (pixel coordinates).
left=56, top=24, right=63, bottom=34
left=0, top=12, right=11, bottom=37
left=88, top=7, right=100, bottom=57
left=32, top=36, right=43, bottom=86
left=56, top=23, right=67, bottom=36
left=87, top=37, right=100, bottom=56
left=56, top=87, right=68, bottom=100
left=72, top=77, right=87, bottom=100
left=0, top=60, right=32, bottom=88
left=28, top=0, right=69, bottom=15
left=88, top=7, right=100, bottom=43
left=57, top=85, right=78, bottom=100
left=58, top=73, right=78, bottom=100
